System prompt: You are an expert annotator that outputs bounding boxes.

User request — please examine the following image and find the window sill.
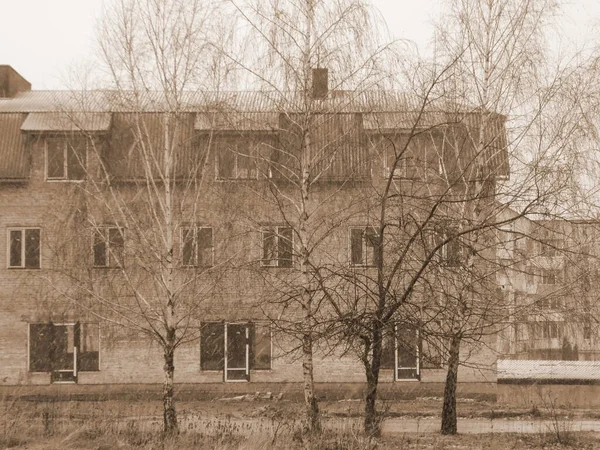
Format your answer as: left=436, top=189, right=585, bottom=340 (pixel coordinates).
left=45, top=179, right=86, bottom=183
left=200, top=369, right=273, bottom=372
left=215, top=177, right=258, bottom=182
left=7, top=267, right=41, bottom=270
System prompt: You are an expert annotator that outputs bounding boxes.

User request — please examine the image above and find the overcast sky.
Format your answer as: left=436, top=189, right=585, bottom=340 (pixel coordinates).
left=1, top=0, right=598, bottom=90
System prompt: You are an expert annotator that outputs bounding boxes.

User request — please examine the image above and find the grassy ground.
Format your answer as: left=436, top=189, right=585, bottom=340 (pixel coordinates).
left=6, top=429, right=600, bottom=449
left=2, top=395, right=599, bottom=449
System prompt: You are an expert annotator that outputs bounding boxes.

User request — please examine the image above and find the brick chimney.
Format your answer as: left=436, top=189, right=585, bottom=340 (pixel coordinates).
left=312, top=68, right=328, bottom=99
left=0, top=65, right=31, bottom=98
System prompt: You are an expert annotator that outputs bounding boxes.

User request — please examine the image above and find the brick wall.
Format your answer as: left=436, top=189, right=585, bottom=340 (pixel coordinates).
left=0, top=117, right=499, bottom=388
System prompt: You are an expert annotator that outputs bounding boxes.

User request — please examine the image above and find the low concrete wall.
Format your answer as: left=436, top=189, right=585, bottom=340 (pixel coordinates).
left=498, top=383, right=600, bottom=408
left=0, top=381, right=496, bottom=402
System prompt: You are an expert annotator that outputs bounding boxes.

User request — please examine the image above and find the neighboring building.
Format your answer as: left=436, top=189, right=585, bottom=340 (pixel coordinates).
left=0, top=65, right=508, bottom=387
left=497, top=210, right=600, bottom=361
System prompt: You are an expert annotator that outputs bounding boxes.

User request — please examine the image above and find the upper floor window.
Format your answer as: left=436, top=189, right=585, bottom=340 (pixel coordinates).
left=385, top=153, right=419, bottom=179
left=380, top=134, right=432, bottom=180
left=432, top=229, right=462, bottom=267
left=181, top=226, right=214, bottom=267
left=216, top=140, right=257, bottom=180
left=350, top=227, right=379, bottom=267
left=46, top=138, right=86, bottom=181
left=540, top=268, right=561, bottom=285
left=93, top=227, right=124, bottom=268
left=8, top=228, right=40, bottom=269
left=497, top=225, right=514, bottom=260
left=262, top=226, right=293, bottom=268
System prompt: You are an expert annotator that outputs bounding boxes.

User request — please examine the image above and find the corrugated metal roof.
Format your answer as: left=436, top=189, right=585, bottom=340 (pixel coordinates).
left=195, top=111, right=279, bottom=131
left=21, top=112, right=112, bottom=131
left=0, top=113, right=29, bottom=179
left=0, top=89, right=509, bottom=180
left=498, top=359, right=600, bottom=380
left=0, top=90, right=471, bottom=114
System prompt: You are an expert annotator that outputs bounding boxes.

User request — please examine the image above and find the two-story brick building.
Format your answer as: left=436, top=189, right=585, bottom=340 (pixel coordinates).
left=0, top=65, right=509, bottom=389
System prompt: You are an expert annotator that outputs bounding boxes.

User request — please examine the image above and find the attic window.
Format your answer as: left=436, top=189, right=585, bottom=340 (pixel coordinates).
left=216, top=139, right=257, bottom=180
left=46, top=138, right=86, bottom=181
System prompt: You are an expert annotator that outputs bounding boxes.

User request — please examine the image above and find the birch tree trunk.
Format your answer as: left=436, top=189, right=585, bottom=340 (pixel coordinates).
left=441, top=334, right=461, bottom=435
left=163, top=328, right=178, bottom=435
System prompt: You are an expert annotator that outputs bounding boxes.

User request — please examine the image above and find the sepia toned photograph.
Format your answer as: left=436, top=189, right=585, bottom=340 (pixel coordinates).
left=2, top=0, right=600, bottom=448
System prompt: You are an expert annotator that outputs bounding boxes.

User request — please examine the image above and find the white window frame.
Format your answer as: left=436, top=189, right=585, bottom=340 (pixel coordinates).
left=199, top=321, right=272, bottom=378
left=394, top=325, right=420, bottom=381
left=261, top=226, right=293, bottom=268
left=180, top=226, right=214, bottom=268
left=7, top=227, right=41, bottom=269
left=92, top=227, right=124, bottom=268
left=349, top=226, right=379, bottom=267
left=45, top=137, right=87, bottom=182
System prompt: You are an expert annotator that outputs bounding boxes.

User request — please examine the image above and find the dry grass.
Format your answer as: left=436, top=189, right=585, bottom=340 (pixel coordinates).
left=1, top=396, right=599, bottom=449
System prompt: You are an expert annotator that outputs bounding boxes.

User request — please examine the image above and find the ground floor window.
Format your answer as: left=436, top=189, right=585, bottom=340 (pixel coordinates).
left=380, top=325, right=420, bottom=380
left=200, top=321, right=271, bottom=381
left=29, top=322, right=99, bottom=382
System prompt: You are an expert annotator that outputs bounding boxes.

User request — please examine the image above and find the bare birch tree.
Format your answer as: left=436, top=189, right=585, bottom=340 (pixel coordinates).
left=216, top=0, right=402, bottom=432
left=45, top=0, right=229, bottom=435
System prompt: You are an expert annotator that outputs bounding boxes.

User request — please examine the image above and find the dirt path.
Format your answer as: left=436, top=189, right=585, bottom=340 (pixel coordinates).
left=381, top=417, right=600, bottom=434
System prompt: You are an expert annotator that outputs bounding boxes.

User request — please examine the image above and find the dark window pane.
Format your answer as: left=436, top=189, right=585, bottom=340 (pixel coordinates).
left=350, top=228, right=363, bottom=265
left=237, top=147, right=255, bottom=179
left=250, top=323, right=271, bottom=370
left=24, top=229, right=40, bottom=269
left=397, top=368, right=419, bottom=379
left=227, top=323, right=247, bottom=369
left=380, top=330, right=395, bottom=369
left=93, top=230, right=107, bottom=267
left=447, top=237, right=461, bottom=266
left=421, top=338, right=443, bottom=369
left=201, top=322, right=224, bottom=370
left=262, top=228, right=276, bottom=265
left=108, top=228, right=124, bottom=266
left=197, top=227, right=213, bottom=267
left=278, top=227, right=293, bottom=268
left=9, top=230, right=22, bottom=267
left=217, top=143, right=235, bottom=179
left=182, top=228, right=195, bottom=266
left=52, top=325, right=74, bottom=371
left=67, top=141, right=86, bottom=180
left=47, top=141, right=65, bottom=179
left=397, top=328, right=418, bottom=368
left=405, top=156, right=419, bottom=178
left=29, top=323, right=54, bottom=372
left=365, top=228, right=379, bottom=267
